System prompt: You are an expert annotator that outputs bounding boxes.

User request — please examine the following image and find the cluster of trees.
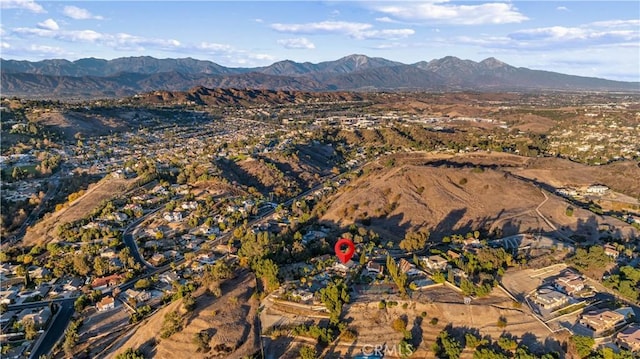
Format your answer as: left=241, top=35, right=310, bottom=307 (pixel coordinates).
left=570, top=245, right=612, bottom=279
left=569, top=335, right=635, bottom=359
left=399, top=230, right=430, bottom=252
left=603, top=265, right=640, bottom=301
left=432, top=329, right=559, bottom=359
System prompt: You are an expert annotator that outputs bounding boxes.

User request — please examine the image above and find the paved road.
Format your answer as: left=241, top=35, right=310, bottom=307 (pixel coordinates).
left=30, top=299, right=74, bottom=359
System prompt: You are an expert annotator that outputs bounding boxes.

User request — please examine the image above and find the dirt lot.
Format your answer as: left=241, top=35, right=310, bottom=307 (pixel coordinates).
left=108, top=271, right=260, bottom=359
left=264, top=283, right=560, bottom=359
left=23, top=176, right=136, bottom=246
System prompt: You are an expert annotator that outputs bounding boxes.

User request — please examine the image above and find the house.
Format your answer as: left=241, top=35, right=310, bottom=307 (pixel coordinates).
left=91, top=274, right=123, bottom=290
left=530, top=287, right=570, bottom=310
left=100, top=248, right=117, bottom=259
left=0, top=289, right=19, bottom=305
left=160, top=271, right=179, bottom=285
left=446, top=250, right=461, bottom=260
left=331, top=260, right=358, bottom=273
left=580, top=309, right=626, bottom=333
left=291, top=289, right=314, bottom=302
left=96, top=296, right=115, bottom=311
left=587, top=184, right=609, bottom=194
left=603, top=244, right=620, bottom=259
left=398, top=258, right=422, bottom=276
left=123, top=289, right=151, bottom=304
left=163, top=211, right=183, bottom=222
left=302, top=231, right=327, bottom=245
left=27, top=266, right=50, bottom=279
left=181, top=201, right=198, bottom=210
left=150, top=253, right=166, bottom=266
left=366, top=261, right=384, bottom=275
left=616, top=324, right=640, bottom=352
left=553, top=270, right=585, bottom=295
left=423, top=255, right=448, bottom=271
left=19, top=307, right=52, bottom=328
left=63, top=277, right=84, bottom=292
left=197, top=253, right=218, bottom=265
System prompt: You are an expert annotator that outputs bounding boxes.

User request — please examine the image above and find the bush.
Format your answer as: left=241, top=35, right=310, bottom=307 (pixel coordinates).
left=459, top=177, right=468, bottom=185
left=299, top=345, right=318, bottom=359
left=421, top=311, right=427, bottom=317
left=430, top=317, right=439, bottom=326
left=378, top=300, right=386, bottom=310
left=496, top=316, right=507, bottom=328
left=392, top=317, right=407, bottom=332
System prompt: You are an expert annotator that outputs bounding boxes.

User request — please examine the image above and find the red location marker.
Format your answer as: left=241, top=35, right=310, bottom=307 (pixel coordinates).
left=334, top=238, right=355, bottom=264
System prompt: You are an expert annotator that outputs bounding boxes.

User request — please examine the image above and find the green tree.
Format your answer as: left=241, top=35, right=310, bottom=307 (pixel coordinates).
left=192, top=330, right=211, bottom=353
left=433, top=330, right=461, bottom=359
left=299, top=345, right=318, bottom=359
left=399, top=230, right=429, bottom=252
left=570, top=335, right=594, bottom=358
left=115, top=348, right=145, bottom=359
left=319, top=280, right=350, bottom=326
left=465, top=333, right=486, bottom=348
left=160, top=311, right=183, bottom=338
left=387, top=255, right=408, bottom=297
left=23, top=319, right=37, bottom=340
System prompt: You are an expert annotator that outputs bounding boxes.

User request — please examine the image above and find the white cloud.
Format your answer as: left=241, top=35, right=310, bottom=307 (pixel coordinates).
left=449, top=19, right=640, bottom=52
left=1, top=41, right=10, bottom=49
left=196, top=42, right=233, bottom=52
left=254, top=18, right=264, bottom=23
left=8, top=24, right=272, bottom=67
left=271, top=20, right=414, bottom=40
left=556, top=6, right=569, bottom=12
left=355, top=28, right=415, bottom=40
left=37, top=18, right=59, bottom=31
left=375, top=17, right=398, bottom=23
left=373, top=1, right=528, bottom=25
left=272, top=21, right=371, bottom=35
left=62, top=5, right=103, bottom=20
left=0, top=0, right=45, bottom=13
left=277, top=37, right=315, bottom=49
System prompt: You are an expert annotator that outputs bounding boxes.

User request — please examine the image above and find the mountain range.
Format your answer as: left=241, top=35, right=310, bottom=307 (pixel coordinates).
left=1, top=54, right=638, bottom=99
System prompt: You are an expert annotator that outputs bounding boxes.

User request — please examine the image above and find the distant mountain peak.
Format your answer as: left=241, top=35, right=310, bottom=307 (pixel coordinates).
left=480, top=57, right=508, bottom=68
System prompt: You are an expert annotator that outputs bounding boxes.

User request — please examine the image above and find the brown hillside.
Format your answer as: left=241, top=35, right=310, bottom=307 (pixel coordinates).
left=111, top=271, right=259, bottom=359
left=321, top=162, right=546, bottom=240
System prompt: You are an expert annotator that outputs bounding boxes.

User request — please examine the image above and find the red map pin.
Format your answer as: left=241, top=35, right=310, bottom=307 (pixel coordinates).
left=334, top=238, right=355, bottom=264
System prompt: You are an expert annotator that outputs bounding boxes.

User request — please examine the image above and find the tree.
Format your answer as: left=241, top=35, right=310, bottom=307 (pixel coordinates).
left=465, top=333, right=486, bottom=349
left=433, top=330, right=461, bottom=359
left=299, top=345, right=318, bottom=359
left=23, top=318, right=37, bottom=340
left=319, top=280, right=350, bottom=326
left=192, top=330, right=211, bottom=353
left=134, top=278, right=151, bottom=290
left=115, top=348, right=145, bottom=359
left=399, top=230, right=429, bottom=252
left=160, top=311, right=183, bottom=338
left=473, top=348, right=509, bottom=359
left=387, top=255, right=408, bottom=297
left=569, top=335, right=594, bottom=358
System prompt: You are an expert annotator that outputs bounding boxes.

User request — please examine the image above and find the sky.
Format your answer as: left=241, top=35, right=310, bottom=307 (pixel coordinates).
left=1, top=0, right=639, bottom=82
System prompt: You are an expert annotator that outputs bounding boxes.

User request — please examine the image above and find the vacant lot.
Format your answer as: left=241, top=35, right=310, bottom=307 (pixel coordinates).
left=24, top=176, right=135, bottom=246
left=109, top=271, right=260, bottom=359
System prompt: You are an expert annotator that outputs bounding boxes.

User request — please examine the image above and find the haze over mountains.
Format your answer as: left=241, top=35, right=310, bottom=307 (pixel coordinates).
left=1, top=54, right=638, bottom=99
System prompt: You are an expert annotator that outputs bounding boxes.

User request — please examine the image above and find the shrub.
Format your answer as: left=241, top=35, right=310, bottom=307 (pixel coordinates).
left=430, top=317, right=439, bottom=326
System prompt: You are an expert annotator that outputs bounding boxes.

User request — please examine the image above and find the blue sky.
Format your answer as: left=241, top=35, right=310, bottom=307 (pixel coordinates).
left=1, top=0, right=638, bottom=81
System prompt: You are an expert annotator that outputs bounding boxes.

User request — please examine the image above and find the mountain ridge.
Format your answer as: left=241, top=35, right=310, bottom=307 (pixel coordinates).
left=1, top=54, right=638, bottom=99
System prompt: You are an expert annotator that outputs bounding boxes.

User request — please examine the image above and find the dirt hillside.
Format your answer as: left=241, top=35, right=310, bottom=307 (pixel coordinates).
left=321, top=162, right=546, bottom=240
